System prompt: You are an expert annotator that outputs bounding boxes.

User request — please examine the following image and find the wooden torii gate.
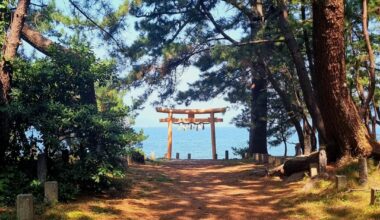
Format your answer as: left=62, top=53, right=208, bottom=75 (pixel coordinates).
left=156, top=107, right=226, bottom=160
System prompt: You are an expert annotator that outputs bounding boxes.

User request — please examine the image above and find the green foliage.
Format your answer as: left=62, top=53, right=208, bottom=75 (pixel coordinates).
left=231, top=146, right=248, bottom=159
left=0, top=39, right=144, bottom=206
left=0, top=0, right=11, bottom=58
left=0, top=167, right=43, bottom=205
left=127, top=147, right=145, bottom=164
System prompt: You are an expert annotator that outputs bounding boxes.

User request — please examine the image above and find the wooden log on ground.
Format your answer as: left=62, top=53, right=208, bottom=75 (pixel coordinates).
left=268, top=165, right=285, bottom=176
left=283, top=152, right=319, bottom=176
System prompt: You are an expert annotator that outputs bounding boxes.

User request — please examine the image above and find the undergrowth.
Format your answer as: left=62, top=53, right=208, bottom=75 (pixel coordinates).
left=280, top=158, right=380, bottom=220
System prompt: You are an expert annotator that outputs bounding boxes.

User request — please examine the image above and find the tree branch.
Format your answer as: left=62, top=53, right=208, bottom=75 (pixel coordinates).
left=362, top=0, right=376, bottom=108
left=68, top=0, right=122, bottom=48
left=199, top=0, right=238, bottom=44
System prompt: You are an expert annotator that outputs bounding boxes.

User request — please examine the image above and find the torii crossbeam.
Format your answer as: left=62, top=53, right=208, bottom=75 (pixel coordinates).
left=156, top=107, right=226, bottom=160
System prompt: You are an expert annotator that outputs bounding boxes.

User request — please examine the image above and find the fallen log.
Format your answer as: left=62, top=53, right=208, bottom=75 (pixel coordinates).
left=283, top=151, right=319, bottom=176
left=268, top=164, right=284, bottom=176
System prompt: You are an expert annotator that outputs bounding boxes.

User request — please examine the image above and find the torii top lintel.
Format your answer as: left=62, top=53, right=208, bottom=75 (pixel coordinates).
left=155, top=107, right=227, bottom=115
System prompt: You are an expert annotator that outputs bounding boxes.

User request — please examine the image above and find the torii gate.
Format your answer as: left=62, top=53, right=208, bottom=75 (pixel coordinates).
left=156, top=107, right=226, bottom=160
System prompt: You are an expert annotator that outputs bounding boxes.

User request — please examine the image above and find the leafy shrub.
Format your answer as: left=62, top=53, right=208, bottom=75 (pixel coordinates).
left=232, top=146, right=248, bottom=159
left=0, top=166, right=43, bottom=205
left=0, top=41, right=145, bottom=206
left=128, top=148, right=145, bottom=164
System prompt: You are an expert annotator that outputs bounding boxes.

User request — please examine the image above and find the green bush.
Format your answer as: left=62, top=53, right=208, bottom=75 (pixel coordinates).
left=0, top=167, right=43, bottom=206
left=0, top=41, right=145, bottom=206
left=128, top=147, right=145, bottom=164
left=231, top=146, right=248, bottom=159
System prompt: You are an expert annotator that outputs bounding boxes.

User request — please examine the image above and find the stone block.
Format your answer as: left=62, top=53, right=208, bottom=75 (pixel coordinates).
left=44, top=181, right=58, bottom=204
left=309, top=163, right=318, bottom=177
left=335, top=175, right=347, bottom=191
left=371, top=188, right=380, bottom=205
left=17, top=194, right=33, bottom=220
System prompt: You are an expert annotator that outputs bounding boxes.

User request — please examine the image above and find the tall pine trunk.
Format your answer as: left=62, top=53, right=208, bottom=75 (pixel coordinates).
left=312, top=0, right=374, bottom=161
left=248, top=75, right=268, bottom=155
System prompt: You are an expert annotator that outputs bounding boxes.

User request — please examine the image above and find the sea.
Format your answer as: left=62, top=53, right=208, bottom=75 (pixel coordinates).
left=136, top=127, right=296, bottom=159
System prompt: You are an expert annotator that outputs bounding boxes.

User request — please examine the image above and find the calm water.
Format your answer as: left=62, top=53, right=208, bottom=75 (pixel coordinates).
left=136, top=127, right=296, bottom=159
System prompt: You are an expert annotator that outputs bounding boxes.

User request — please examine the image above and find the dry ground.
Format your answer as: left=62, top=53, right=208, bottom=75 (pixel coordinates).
left=40, top=160, right=301, bottom=220
left=3, top=159, right=380, bottom=220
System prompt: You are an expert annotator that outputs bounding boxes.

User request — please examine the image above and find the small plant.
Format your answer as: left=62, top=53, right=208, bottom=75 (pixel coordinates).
left=128, top=148, right=145, bottom=164
left=231, top=146, right=248, bottom=159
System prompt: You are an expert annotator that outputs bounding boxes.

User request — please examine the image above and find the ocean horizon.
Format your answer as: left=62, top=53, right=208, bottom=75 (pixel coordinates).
left=135, top=126, right=296, bottom=159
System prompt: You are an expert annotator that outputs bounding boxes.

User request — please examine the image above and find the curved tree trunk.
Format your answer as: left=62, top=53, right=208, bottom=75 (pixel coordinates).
left=277, top=0, right=327, bottom=145
left=0, top=0, right=30, bottom=164
left=312, top=0, right=375, bottom=161
left=263, top=61, right=306, bottom=153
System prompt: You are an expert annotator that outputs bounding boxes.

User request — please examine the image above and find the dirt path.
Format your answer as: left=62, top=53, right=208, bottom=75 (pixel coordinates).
left=41, top=160, right=300, bottom=220
left=112, top=160, right=298, bottom=220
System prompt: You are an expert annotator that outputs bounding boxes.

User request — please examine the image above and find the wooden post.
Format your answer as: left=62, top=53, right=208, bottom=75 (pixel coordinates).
left=17, top=194, right=33, bottom=220
left=359, top=157, right=368, bottom=185
left=262, top=154, right=268, bottom=163
left=254, top=153, right=260, bottom=162
left=210, top=113, right=217, bottom=160
left=167, top=112, right=173, bottom=159
left=335, top=175, right=347, bottom=191
left=309, top=163, right=318, bottom=177
left=44, top=181, right=58, bottom=204
left=274, top=157, right=282, bottom=166
left=176, top=152, right=179, bottom=160
left=258, top=154, right=263, bottom=163
left=371, top=188, right=380, bottom=205
left=268, top=156, right=275, bottom=165
left=319, top=147, right=327, bottom=173
left=37, top=153, right=47, bottom=183
left=187, top=153, right=191, bottom=160
left=225, top=150, right=229, bottom=160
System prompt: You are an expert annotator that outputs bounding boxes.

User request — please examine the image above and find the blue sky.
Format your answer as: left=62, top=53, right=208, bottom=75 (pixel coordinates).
left=21, top=0, right=243, bottom=128
left=125, top=66, right=242, bottom=128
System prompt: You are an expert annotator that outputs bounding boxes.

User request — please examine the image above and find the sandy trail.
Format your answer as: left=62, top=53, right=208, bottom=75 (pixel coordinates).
left=102, top=160, right=298, bottom=220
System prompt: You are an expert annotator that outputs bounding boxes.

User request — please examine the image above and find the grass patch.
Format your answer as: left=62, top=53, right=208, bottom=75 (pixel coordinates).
left=89, top=205, right=122, bottom=215
left=280, top=158, right=380, bottom=220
